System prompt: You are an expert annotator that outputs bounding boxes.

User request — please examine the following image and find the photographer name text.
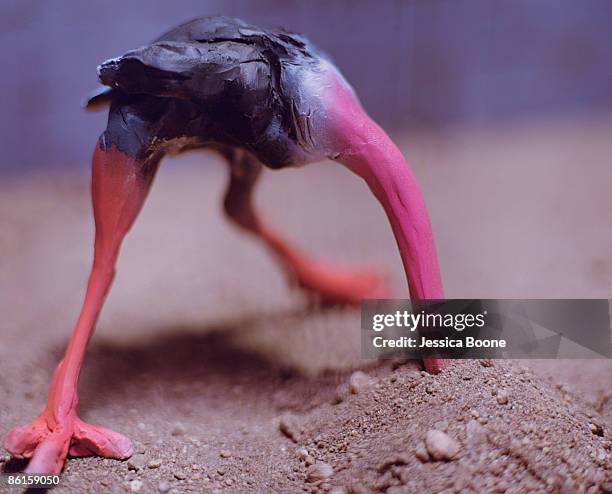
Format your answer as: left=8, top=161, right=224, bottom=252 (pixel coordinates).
left=370, top=310, right=506, bottom=348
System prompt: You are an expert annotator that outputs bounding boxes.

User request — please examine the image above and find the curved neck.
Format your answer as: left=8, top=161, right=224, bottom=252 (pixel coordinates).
left=329, top=91, right=443, bottom=300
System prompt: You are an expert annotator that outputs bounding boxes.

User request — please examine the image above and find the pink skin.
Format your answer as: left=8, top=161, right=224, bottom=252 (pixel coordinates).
left=326, top=73, right=445, bottom=373
left=3, top=145, right=155, bottom=474
left=244, top=224, right=390, bottom=306
left=3, top=71, right=444, bottom=475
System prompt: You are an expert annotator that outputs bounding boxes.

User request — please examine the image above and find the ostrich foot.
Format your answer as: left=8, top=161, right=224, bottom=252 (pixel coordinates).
left=4, top=412, right=132, bottom=475
left=294, top=262, right=391, bottom=306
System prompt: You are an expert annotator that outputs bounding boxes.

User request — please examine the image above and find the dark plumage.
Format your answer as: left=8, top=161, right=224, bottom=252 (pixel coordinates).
left=89, top=16, right=336, bottom=168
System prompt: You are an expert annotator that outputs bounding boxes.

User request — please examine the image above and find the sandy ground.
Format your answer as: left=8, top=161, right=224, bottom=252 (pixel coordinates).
left=1, top=118, right=611, bottom=492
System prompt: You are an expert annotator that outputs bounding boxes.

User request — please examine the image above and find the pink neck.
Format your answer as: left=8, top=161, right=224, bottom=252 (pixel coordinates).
left=328, top=77, right=444, bottom=300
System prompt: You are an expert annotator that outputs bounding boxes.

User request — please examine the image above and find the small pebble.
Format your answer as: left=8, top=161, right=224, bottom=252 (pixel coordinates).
left=129, top=479, right=142, bottom=492
left=127, top=455, right=146, bottom=471
left=297, top=448, right=309, bottom=460
left=496, top=390, right=509, bottom=405
left=279, top=414, right=301, bottom=442
left=171, top=422, right=186, bottom=436
left=174, top=470, right=187, bottom=480
left=425, top=430, right=460, bottom=461
left=158, top=480, right=172, bottom=493
left=415, top=443, right=430, bottom=462
left=220, top=450, right=231, bottom=458
left=306, top=462, right=334, bottom=482
left=349, top=371, right=374, bottom=394
left=147, top=459, right=162, bottom=469
left=589, top=422, right=604, bottom=436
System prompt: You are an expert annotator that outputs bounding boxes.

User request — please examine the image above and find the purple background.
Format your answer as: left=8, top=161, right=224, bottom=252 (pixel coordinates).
left=1, top=0, right=612, bottom=172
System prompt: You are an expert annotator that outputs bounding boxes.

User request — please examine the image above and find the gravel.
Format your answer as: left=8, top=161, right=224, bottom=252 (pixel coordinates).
left=414, top=443, right=430, bottom=462
left=306, top=462, right=334, bottom=482
left=173, top=470, right=187, bottom=480
left=170, top=422, right=186, bottom=436
left=348, top=371, right=374, bottom=394
left=127, top=454, right=146, bottom=471
left=129, top=479, right=142, bottom=492
left=424, top=429, right=460, bottom=461
left=496, top=389, right=510, bottom=405
left=278, top=414, right=302, bottom=443
left=157, top=480, right=172, bottom=492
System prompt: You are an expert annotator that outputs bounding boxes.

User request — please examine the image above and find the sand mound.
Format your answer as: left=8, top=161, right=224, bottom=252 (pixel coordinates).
left=283, top=360, right=611, bottom=493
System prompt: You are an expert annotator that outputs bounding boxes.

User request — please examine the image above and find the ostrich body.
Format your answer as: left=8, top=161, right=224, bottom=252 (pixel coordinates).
left=4, top=16, right=444, bottom=474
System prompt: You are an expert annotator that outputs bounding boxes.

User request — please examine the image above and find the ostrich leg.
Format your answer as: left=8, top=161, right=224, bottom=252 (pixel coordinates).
left=3, top=142, right=159, bottom=473
left=222, top=150, right=390, bottom=305
left=327, top=76, right=445, bottom=373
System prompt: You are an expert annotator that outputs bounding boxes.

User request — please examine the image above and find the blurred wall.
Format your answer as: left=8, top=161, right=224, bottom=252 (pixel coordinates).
left=1, top=0, right=611, bottom=172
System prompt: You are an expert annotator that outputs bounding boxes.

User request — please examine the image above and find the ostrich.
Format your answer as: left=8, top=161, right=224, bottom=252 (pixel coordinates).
left=4, top=16, right=444, bottom=475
